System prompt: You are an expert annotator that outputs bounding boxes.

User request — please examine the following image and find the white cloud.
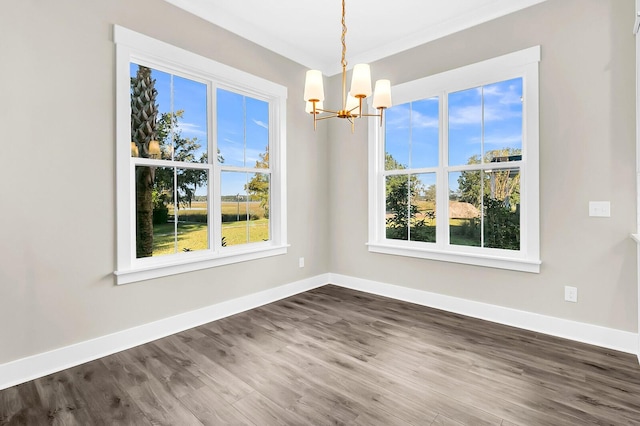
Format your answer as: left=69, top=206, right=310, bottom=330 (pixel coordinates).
left=411, top=110, right=438, bottom=129
left=252, top=119, right=269, bottom=130
left=481, top=82, right=522, bottom=105
left=449, top=105, right=481, bottom=125
left=449, top=92, right=521, bottom=126
left=177, top=122, right=207, bottom=137
left=386, top=105, right=438, bottom=129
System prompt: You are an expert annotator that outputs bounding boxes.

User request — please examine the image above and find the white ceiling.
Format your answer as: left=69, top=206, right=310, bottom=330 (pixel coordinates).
left=163, top=0, right=547, bottom=76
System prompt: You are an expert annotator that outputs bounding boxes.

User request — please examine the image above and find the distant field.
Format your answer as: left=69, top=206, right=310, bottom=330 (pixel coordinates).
left=414, top=200, right=435, bottom=211
left=220, top=201, right=264, bottom=220
left=164, top=201, right=266, bottom=225
left=168, top=201, right=264, bottom=217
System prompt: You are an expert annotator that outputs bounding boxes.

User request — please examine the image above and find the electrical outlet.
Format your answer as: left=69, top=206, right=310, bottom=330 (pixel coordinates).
left=564, top=286, right=578, bottom=303
left=299, top=257, right=305, bottom=268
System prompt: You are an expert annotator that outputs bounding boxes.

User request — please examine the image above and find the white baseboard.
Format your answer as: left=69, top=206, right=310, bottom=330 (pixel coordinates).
left=2, top=271, right=637, bottom=391
left=329, top=273, right=638, bottom=355
left=0, top=274, right=330, bottom=391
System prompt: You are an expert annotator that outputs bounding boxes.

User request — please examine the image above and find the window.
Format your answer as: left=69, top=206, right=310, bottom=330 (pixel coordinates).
left=368, top=47, right=540, bottom=272
left=114, top=26, right=287, bottom=284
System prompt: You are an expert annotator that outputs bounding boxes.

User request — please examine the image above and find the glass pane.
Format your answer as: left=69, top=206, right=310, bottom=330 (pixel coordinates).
left=247, top=173, right=270, bottom=243
left=448, top=87, right=482, bottom=167
left=130, top=64, right=208, bottom=163
left=410, top=173, right=436, bottom=243
left=175, top=168, right=209, bottom=253
left=483, top=168, right=520, bottom=250
left=173, top=75, right=208, bottom=164
left=217, top=89, right=245, bottom=167
left=385, top=103, right=410, bottom=170
left=135, top=166, right=174, bottom=258
left=136, top=165, right=210, bottom=257
left=385, top=174, right=409, bottom=240
left=221, top=171, right=270, bottom=246
left=246, top=97, right=269, bottom=168
left=449, top=171, right=481, bottom=247
left=221, top=171, right=248, bottom=246
left=130, top=64, right=169, bottom=160
left=483, top=78, right=523, bottom=163
left=411, top=98, right=439, bottom=169
left=154, top=69, right=174, bottom=161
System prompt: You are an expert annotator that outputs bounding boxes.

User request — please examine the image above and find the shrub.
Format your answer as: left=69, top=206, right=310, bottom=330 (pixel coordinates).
left=483, top=195, right=519, bottom=250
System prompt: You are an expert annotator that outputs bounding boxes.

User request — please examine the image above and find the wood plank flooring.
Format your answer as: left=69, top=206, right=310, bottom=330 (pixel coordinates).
left=2, top=284, right=640, bottom=425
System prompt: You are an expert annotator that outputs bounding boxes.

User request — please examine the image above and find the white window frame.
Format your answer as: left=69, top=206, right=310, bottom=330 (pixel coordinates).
left=367, top=46, right=540, bottom=273
left=114, top=26, right=288, bottom=285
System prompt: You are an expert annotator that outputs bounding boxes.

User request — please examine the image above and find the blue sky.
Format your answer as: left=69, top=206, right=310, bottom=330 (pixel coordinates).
left=217, top=88, right=269, bottom=198
left=131, top=65, right=521, bottom=200
left=385, top=77, right=523, bottom=196
left=130, top=64, right=269, bottom=196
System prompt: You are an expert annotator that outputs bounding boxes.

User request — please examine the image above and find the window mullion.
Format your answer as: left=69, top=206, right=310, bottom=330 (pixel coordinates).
left=439, top=90, right=448, bottom=248
left=173, top=167, right=178, bottom=254
left=209, top=82, right=218, bottom=253
left=408, top=105, right=413, bottom=241
left=480, top=86, right=485, bottom=249
left=406, top=174, right=411, bottom=241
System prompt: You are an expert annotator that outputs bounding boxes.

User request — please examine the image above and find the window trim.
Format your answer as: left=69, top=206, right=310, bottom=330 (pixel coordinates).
left=114, top=25, right=288, bottom=285
left=367, top=46, right=540, bottom=273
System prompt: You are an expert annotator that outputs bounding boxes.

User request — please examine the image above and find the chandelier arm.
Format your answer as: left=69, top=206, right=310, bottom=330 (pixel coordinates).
left=316, top=113, right=341, bottom=121
left=359, top=109, right=386, bottom=126
left=314, top=107, right=340, bottom=114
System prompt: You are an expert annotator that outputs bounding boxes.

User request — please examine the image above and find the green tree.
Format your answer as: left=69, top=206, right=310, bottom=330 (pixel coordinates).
left=246, top=148, right=270, bottom=218
left=153, top=110, right=208, bottom=209
left=456, top=148, right=522, bottom=250
left=457, top=148, right=521, bottom=208
left=131, top=65, right=158, bottom=258
left=457, top=154, right=482, bottom=206
left=424, top=184, right=436, bottom=202
left=384, top=154, right=428, bottom=239
left=483, top=195, right=520, bottom=250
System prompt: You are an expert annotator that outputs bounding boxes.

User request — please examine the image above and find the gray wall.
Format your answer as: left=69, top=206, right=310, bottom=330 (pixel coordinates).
left=329, top=0, right=638, bottom=332
left=0, top=0, right=636, bottom=366
left=0, top=0, right=329, bottom=364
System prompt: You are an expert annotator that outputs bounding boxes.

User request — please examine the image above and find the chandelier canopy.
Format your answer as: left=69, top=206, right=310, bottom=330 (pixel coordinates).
left=303, top=0, right=392, bottom=130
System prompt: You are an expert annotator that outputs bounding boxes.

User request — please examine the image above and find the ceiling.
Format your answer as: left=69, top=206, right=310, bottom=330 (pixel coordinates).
left=163, top=0, right=548, bottom=76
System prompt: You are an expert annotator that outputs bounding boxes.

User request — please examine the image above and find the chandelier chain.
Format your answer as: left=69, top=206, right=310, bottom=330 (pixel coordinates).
left=341, top=0, right=347, bottom=70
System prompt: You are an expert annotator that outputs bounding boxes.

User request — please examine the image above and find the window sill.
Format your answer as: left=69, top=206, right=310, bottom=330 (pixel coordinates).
left=114, top=244, right=289, bottom=285
left=367, top=242, right=540, bottom=273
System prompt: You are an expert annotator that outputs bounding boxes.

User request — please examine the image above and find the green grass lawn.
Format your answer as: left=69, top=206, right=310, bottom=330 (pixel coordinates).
left=384, top=218, right=482, bottom=246
left=222, top=219, right=269, bottom=246
left=151, top=218, right=269, bottom=255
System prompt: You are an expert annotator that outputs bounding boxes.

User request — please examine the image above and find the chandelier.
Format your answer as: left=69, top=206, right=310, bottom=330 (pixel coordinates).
left=303, top=0, right=392, bottom=130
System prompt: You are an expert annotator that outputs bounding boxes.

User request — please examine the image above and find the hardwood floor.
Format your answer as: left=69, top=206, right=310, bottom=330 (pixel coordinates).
left=2, top=285, right=640, bottom=425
